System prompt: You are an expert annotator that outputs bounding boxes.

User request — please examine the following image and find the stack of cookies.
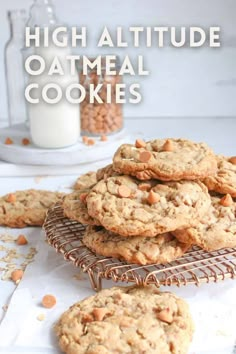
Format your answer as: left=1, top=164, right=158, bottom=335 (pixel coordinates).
left=63, top=138, right=236, bottom=265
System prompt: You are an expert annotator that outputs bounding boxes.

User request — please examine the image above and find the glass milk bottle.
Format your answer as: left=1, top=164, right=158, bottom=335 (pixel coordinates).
left=5, top=10, right=27, bottom=126
left=25, top=0, right=80, bottom=148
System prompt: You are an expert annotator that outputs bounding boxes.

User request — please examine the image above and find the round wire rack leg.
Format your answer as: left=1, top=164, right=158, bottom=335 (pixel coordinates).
left=87, top=269, right=102, bottom=292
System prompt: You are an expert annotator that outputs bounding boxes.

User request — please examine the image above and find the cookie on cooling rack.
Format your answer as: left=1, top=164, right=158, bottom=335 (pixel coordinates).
left=55, top=285, right=194, bottom=354
left=173, top=194, right=236, bottom=251
left=83, top=225, right=190, bottom=265
left=62, top=189, right=100, bottom=226
left=203, top=155, right=236, bottom=197
left=73, top=171, right=97, bottom=191
left=113, top=138, right=217, bottom=181
left=86, top=175, right=211, bottom=237
left=0, top=190, right=64, bottom=228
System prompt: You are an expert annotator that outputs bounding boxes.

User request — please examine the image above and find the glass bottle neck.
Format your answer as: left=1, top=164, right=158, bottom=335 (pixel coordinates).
left=11, top=23, right=25, bottom=39
left=8, top=11, right=26, bottom=41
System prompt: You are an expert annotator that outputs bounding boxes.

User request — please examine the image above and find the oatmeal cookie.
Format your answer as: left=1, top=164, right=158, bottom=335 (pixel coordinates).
left=203, top=155, right=236, bottom=197
left=96, top=164, right=119, bottom=181
left=113, top=138, right=217, bottom=181
left=83, top=225, right=190, bottom=265
left=173, top=194, right=236, bottom=251
left=73, top=171, right=97, bottom=190
left=55, top=285, right=194, bottom=354
left=86, top=175, right=211, bottom=237
left=0, top=189, right=64, bottom=228
left=62, top=190, right=100, bottom=226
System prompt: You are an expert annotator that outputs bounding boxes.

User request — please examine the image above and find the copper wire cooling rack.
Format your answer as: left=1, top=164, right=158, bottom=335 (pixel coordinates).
left=43, top=203, right=236, bottom=291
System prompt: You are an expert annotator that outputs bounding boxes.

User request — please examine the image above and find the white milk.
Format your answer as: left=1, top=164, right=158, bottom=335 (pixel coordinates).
left=28, top=43, right=80, bottom=149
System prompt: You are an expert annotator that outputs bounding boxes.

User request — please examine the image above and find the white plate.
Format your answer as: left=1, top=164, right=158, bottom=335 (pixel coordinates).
left=0, top=124, right=130, bottom=166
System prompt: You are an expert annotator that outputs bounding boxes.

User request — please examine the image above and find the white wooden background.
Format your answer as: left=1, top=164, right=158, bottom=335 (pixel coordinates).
left=0, top=0, right=235, bottom=122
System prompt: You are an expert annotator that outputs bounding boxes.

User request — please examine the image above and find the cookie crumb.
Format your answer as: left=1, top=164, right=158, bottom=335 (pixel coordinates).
left=22, top=138, right=30, bottom=146
left=16, top=234, right=28, bottom=245
left=4, top=137, right=13, bottom=145
left=11, top=269, right=24, bottom=283
left=2, top=304, right=8, bottom=312
left=42, top=294, right=57, bottom=308
left=37, top=313, right=46, bottom=321
left=135, top=139, right=146, bottom=148
left=100, top=135, right=107, bottom=142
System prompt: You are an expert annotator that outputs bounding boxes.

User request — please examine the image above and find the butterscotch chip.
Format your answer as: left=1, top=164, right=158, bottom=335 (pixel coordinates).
left=11, top=269, right=24, bottom=282
left=0, top=190, right=64, bottom=228
left=100, top=135, right=108, bottom=142
left=6, top=193, right=16, bottom=203
left=147, top=190, right=160, bottom=204
left=220, top=194, right=233, bottom=207
left=22, top=138, right=30, bottom=146
left=173, top=194, right=236, bottom=251
left=113, top=138, right=217, bottom=181
left=139, top=150, right=152, bottom=163
left=118, top=185, right=131, bottom=198
left=87, top=139, right=95, bottom=146
left=42, top=294, right=57, bottom=308
left=55, top=286, right=194, bottom=354
left=92, top=307, right=107, bottom=321
left=83, top=225, right=190, bottom=265
left=204, top=155, right=236, bottom=197
left=4, top=137, right=13, bottom=145
left=162, top=139, right=173, bottom=152
left=16, top=234, right=28, bottom=245
left=156, top=309, right=173, bottom=324
left=82, top=136, right=88, bottom=144
left=135, top=139, right=146, bottom=148
left=229, top=156, right=236, bottom=165
left=86, top=175, right=211, bottom=237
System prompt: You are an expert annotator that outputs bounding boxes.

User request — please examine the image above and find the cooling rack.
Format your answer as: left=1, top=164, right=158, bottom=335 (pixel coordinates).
left=43, top=202, right=236, bottom=291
